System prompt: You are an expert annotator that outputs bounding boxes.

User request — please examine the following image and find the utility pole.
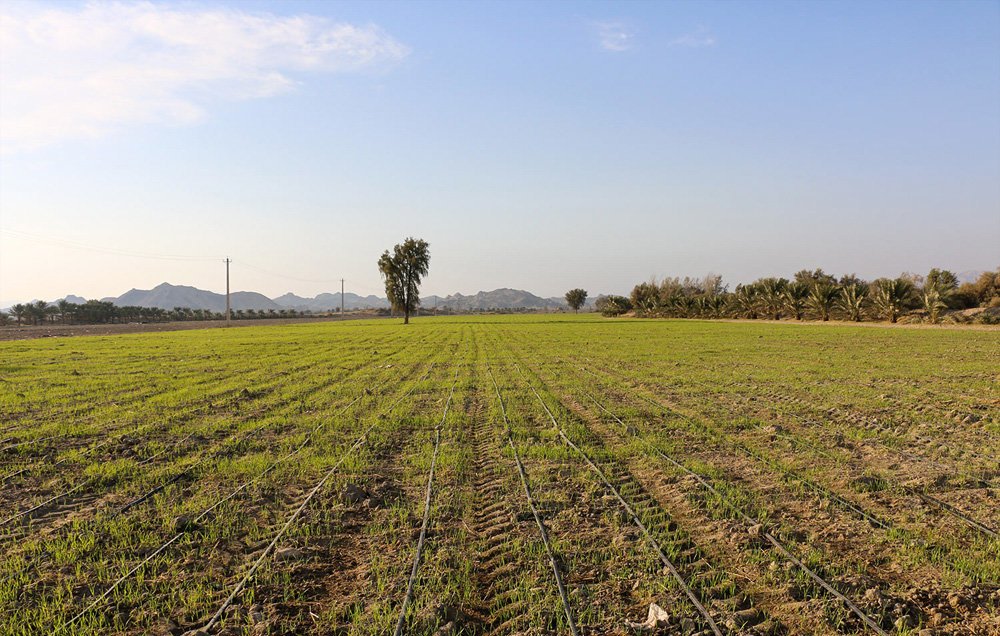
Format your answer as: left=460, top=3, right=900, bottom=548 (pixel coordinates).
left=225, top=258, right=231, bottom=325
left=340, top=278, right=345, bottom=316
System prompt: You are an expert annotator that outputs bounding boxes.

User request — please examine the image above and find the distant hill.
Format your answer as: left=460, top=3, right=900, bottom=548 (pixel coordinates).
left=113, top=283, right=279, bottom=312
left=273, top=292, right=389, bottom=311
left=39, top=283, right=580, bottom=313
left=421, top=288, right=568, bottom=310
left=957, top=270, right=988, bottom=284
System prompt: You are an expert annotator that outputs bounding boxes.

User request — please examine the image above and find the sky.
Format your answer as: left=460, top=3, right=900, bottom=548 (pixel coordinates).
left=1, top=0, right=998, bottom=305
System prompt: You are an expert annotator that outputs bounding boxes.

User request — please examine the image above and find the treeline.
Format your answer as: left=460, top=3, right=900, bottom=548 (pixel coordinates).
left=1, top=300, right=322, bottom=326
left=595, top=268, right=1000, bottom=324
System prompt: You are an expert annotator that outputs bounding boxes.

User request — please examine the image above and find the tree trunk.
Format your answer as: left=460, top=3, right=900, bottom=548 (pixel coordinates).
left=404, top=309, right=409, bottom=324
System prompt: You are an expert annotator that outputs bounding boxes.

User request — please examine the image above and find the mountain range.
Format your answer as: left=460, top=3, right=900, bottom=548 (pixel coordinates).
left=48, top=282, right=577, bottom=312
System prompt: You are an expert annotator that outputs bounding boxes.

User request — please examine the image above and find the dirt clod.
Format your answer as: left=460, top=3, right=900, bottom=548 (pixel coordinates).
left=343, top=483, right=368, bottom=504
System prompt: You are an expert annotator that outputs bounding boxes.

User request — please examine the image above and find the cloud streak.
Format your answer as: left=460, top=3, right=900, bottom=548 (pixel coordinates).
left=670, top=27, right=717, bottom=48
left=0, top=2, right=409, bottom=153
left=594, top=21, right=634, bottom=52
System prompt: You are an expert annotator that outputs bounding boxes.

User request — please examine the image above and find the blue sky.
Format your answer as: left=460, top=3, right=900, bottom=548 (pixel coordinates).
left=1, top=0, right=998, bottom=305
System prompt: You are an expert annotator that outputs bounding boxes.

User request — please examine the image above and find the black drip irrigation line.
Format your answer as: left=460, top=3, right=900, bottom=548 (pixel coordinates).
left=2, top=330, right=408, bottom=483
left=582, top=389, right=889, bottom=636
left=63, top=360, right=434, bottom=632
left=7, top=339, right=434, bottom=545
left=571, top=364, right=1000, bottom=607
left=575, top=363, right=895, bottom=533
left=574, top=356, right=971, bottom=474
left=627, top=384, right=999, bottom=540
left=136, top=431, right=198, bottom=467
left=2, top=434, right=117, bottom=482
left=487, top=366, right=579, bottom=636
left=0, top=478, right=92, bottom=527
left=393, top=370, right=459, bottom=636
left=514, top=365, right=723, bottom=636
left=0, top=416, right=264, bottom=534
left=7, top=334, right=437, bottom=590
left=909, top=490, right=998, bottom=539
left=0, top=435, right=59, bottom=454
left=0, top=419, right=274, bottom=585
left=202, top=361, right=444, bottom=634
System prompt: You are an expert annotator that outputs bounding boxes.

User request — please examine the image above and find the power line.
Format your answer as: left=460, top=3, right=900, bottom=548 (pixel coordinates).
left=0, top=228, right=222, bottom=261
left=236, top=261, right=345, bottom=285
left=1, top=228, right=388, bottom=296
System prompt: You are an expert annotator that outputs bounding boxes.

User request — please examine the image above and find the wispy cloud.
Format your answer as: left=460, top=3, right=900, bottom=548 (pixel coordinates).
left=670, top=26, right=717, bottom=48
left=593, top=21, right=634, bottom=52
left=0, top=2, right=409, bottom=153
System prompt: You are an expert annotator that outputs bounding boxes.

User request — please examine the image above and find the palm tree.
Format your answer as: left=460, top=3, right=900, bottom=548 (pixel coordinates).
left=677, top=296, right=696, bottom=318
left=921, top=288, right=947, bottom=324
left=759, top=278, right=787, bottom=320
left=873, top=278, right=913, bottom=323
left=783, top=282, right=809, bottom=320
left=56, top=299, right=74, bottom=324
left=707, top=295, right=726, bottom=318
left=733, top=284, right=760, bottom=319
left=30, top=300, right=48, bottom=325
left=695, top=296, right=710, bottom=318
left=9, top=303, right=27, bottom=325
left=807, top=284, right=840, bottom=321
left=838, top=284, right=868, bottom=322
left=630, top=282, right=660, bottom=316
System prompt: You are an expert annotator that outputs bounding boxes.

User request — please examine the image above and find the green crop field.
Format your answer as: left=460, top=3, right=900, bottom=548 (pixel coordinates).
left=0, top=315, right=997, bottom=636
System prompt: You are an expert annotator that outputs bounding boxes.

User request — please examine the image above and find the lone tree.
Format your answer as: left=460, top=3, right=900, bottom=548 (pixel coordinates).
left=565, top=288, right=587, bottom=313
left=378, top=237, right=430, bottom=324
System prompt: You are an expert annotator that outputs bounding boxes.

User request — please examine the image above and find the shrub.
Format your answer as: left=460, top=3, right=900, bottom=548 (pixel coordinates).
left=595, top=295, right=632, bottom=317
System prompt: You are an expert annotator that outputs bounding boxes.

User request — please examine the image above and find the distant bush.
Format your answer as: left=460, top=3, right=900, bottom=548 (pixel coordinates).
left=595, top=295, right=631, bottom=317
left=979, top=308, right=1000, bottom=325
left=617, top=267, right=999, bottom=325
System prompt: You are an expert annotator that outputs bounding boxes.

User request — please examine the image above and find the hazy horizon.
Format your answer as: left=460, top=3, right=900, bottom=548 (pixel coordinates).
left=2, top=0, right=998, bottom=307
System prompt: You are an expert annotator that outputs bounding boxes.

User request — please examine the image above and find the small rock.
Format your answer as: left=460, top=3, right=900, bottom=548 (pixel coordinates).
left=894, top=615, right=915, bottom=630
left=436, top=621, right=455, bottom=635
left=863, top=588, right=882, bottom=605
left=274, top=547, right=304, bottom=562
left=747, top=524, right=763, bottom=537
left=343, top=483, right=369, bottom=504
left=173, top=516, right=198, bottom=533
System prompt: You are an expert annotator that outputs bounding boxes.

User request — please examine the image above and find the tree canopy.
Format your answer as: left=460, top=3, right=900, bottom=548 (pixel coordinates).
left=378, top=237, right=431, bottom=324
left=565, top=288, right=587, bottom=312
